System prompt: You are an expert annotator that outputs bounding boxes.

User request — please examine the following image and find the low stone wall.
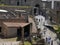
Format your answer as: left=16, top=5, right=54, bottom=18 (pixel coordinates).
left=0, top=41, right=23, bottom=45
left=0, top=6, right=31, bottom=12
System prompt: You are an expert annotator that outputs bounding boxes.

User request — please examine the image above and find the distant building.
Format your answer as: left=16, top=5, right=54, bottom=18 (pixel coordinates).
left=42, top=0, right=60, bottom=9
left=41, top=0, right=60, bottom=24
left=0, top=0, right=42, bottom=6
left=0, top=0, right=43, bottom=15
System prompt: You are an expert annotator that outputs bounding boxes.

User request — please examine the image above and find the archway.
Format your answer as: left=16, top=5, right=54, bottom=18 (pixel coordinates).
left=17, top=1, right=19, bottom=6
left=34, top=4, right=40, bottom=15
left=35, top=4, right=40, bottom=8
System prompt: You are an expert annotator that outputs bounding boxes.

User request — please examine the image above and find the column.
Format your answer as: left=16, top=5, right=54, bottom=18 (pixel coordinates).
left=30, top=23, right=32, bottom=37
left=22, top=27, right=24, bottom=45
left=43, top=2, right=45, bottom=9
left=30, top=23, right=32, bottom=42
left=5, top=27, right=8, bottom=38
left=51, top=0, right=54, bottom=9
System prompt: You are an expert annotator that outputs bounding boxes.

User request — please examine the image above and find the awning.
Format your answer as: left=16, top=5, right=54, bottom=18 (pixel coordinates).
left=0, top=9, right=8, bottom=12
left=3, top=22, right=30, bottom=28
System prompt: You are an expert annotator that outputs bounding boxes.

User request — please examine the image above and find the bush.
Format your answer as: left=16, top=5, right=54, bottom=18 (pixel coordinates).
left=56, top=26, right=60, bottom=33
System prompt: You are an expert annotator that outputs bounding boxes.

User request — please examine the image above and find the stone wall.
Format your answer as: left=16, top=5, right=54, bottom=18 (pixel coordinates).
left=0, top=0, right=42, bottom=6
left=7, top=28, right=17, bottom=37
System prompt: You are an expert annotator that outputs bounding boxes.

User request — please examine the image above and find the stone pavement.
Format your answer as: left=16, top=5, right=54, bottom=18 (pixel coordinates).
left=28, top=16, right=37, bottom=33
left=41, top=26, right=60, bottom=45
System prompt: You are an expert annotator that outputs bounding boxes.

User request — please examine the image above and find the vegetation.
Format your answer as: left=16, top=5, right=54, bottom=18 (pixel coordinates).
left=53, top=25, right=60, bottom=40
left=0, top=4, right=32, bottom=8
left=24, top=41, right=32, bottom=45
left=56, top=26, right=60, bottom=33
left=0, top=4, right=6, bottom=6
left=53, top=25, right=60, bottom=33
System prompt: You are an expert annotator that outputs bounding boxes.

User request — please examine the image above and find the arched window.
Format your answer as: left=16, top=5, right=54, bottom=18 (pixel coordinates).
left=25, top=0, right=26, bottom=2
left=34, top=8, right=37, bottom=14
left=35, top=4, right=40, bottom=8
left=34, top=4, right=40, bottom=15
left=17, top=1, right=19, bottom=6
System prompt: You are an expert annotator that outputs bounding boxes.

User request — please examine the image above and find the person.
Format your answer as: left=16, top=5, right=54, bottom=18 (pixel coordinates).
left=46, top=36, right=51, bottom=45
left=46, top=37, right=47, bottom=42
left=48, top=37, right=51, bottom=44
left=51, top=40, right=53, bottom=45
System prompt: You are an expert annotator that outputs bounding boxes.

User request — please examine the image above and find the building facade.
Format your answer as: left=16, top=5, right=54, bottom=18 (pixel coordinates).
left=42, top=0, right=60, bottom=9
left=0, top=0, right=42, bottom=6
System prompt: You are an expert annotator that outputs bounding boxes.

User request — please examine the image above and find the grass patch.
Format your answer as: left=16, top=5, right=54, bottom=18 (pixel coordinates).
left=53, top=25, right=60, bottom=33
left=24, top=41, right=32, bottom=45
left=0, top=4, right=32, bottom=8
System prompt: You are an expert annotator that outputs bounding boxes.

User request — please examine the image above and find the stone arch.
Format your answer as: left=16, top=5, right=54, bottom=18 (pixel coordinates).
left=34, top=4, right=40, bottom=15
left=17, top=1, right=19, bottom=6
left=35, top=4, right=40, bottom=8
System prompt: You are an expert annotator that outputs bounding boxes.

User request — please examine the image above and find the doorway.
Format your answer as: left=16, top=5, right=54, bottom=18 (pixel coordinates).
left=17, top=27, right=22, bottom=41
left=35, top=4, right=40, bottom=7
left=17, top=27, right=22, bottom=37
left=17, top=1, right=19, bottom=6
left=34, top=4, right=40, bottom=15
left=24, top=25, right=30, bottom=38
left=0, top=27, right=1, bottom=33
left=17, top=24, right=30, bottom=40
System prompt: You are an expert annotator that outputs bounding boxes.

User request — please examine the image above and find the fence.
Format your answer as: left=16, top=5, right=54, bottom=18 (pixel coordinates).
left=0, top=41, right=22, bottom=45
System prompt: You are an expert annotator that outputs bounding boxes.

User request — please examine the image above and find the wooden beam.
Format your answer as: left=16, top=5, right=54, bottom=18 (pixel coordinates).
left=30, top=23, right=32, bottom=43
left=22, top=27, right=24, bottom=45
left=30, top=23, right=32, bottom=37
